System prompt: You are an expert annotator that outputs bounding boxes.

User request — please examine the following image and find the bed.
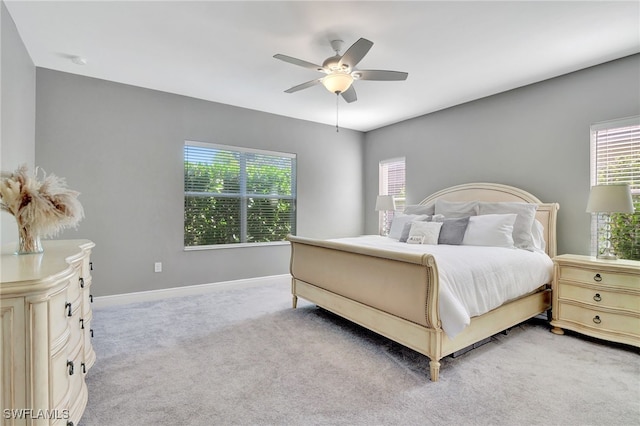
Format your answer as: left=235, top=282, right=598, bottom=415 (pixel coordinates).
left=288, top=182, right=559, bottom=381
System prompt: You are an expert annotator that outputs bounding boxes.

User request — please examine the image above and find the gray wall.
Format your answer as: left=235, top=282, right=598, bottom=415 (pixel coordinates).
left=0, top=1, right=36, bottom=245
left=35, top=70, right=364, bottom=297
left=364, top=54, right=640, bottom=256
left=10, top=14, right=639, bottom=296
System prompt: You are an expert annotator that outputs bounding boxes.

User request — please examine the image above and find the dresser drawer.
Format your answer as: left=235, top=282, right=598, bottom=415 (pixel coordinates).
left=558, top=282, right=640, bottom=312
left=49, top=289, right=71, bottom=345
left=51, top=347, right=71, bottom=409
left=558, top=303, right=640, bottom=336
left=559, top=266, right=639, bottom=290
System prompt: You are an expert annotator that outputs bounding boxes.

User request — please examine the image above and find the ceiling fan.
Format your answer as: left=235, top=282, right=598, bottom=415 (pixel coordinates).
left=274, top=38, right=408, bottom=103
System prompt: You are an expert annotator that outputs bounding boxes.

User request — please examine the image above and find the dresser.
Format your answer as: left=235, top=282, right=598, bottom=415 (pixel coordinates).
left=0, top=240, right=95, bottom=426
left=551, top=254, right=639, bottom=347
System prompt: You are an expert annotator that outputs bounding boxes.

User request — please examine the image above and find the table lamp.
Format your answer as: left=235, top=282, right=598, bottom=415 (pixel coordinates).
left=586, top=184, right=634, bottom=259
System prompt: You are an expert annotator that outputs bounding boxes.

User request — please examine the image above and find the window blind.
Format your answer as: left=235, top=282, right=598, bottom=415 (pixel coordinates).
left=379, top=158, right=406, bottom=233
left=184, top=141, right=296, bottom=248
left=590, top=117, right=639, bottom=257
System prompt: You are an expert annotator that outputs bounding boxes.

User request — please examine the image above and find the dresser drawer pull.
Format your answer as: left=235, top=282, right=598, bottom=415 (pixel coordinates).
left=593, top=315, right=602, bottom=324
left=90, top=329, right=94, bottom=338
left=593, top=293, right=602, bottom=302
left=79, top=277, right=84, bottom=288
left=81, top=362, right=87, bottom=374
left=593, top=273, right=602, bottom=282
left=65, top=302, right=72, bottom=317
left=90, top=294, right=94, bottom=303
left=80, top=318, right=84, bottom=329
left=67, top=360, right=74, bottom=375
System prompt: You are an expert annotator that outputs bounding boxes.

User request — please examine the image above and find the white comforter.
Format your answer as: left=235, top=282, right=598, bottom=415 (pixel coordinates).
left=328, top=236, right=554, bottom=338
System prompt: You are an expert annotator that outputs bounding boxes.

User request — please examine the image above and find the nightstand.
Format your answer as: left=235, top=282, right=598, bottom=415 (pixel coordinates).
left=550, top=254, right=639, bottom=347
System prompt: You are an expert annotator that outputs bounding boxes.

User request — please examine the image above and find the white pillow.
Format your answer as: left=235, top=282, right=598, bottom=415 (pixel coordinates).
left=531, top=219, right=546, bottom=252
left=478, top=202, right=537, bottom=251
left=408, top=221, right=443, bottom=245
left=388, top=214, right=429, bottom=239
left=462, top=214, right=517, bottom=248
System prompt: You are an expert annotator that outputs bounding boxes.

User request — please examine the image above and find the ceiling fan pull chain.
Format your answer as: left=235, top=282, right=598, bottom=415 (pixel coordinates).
left=336, top=93, right=340, bottom=133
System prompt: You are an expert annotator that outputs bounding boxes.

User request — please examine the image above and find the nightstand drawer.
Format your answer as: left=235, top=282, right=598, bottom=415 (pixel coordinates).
left=559, top=303, right=640, bottom=336
left=559, top=266, right=639, bottom=290
left=558, top=282, right=640, bottom=311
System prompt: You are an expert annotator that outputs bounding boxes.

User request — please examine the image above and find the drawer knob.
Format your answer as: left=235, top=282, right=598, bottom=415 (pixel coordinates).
left=593, top=273, right=602, bottom=282
left=593, top=315, right=602, bottom=324
left=67, top=360, right=74, bottom=375
left=593, top=293, right=602, bottom=302
left=65, top=302, right=72, bottom=317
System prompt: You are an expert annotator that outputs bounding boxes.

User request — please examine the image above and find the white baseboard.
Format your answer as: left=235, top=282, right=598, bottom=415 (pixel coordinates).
left=93, top=274, right=291, bottom=309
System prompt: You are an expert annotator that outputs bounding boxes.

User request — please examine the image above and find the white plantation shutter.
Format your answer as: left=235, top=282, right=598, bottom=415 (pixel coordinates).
left=184, top=141, right=296, bottom=248
left=379, top=158, right=406, bottom=233
left=590, top=117, right=639, bottom=255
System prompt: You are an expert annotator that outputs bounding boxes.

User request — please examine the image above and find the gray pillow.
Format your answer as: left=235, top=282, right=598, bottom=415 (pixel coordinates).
left=399, top=222, right=413, bottom=242
left=478, top=202, right=537, bottom=251
left=438, top=216, right=470, bottom=245
left=434, top=199, right=479, bottom=218
left=404, top=203, right=435, bottom=216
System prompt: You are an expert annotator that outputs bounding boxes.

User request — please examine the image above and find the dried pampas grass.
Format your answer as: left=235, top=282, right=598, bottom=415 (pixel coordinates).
left=0, top=165, right=84, bottom=242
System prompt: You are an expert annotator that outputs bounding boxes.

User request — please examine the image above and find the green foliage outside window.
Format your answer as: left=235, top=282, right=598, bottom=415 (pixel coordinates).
left=611, top=199, right=640, bottom=260
left=184, top=148, right=296, bottom=247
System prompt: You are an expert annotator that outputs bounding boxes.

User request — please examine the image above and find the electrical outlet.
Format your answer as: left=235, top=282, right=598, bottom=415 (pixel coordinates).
left=154, top=262, right=162, bottom=273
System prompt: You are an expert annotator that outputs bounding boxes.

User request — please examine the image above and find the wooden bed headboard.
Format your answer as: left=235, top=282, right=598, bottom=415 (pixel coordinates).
left=418, top=182, right=559, bottom=258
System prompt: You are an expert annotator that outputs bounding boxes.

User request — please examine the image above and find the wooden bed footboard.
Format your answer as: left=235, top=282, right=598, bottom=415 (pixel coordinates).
left=288, top=235, right=441, bottom=329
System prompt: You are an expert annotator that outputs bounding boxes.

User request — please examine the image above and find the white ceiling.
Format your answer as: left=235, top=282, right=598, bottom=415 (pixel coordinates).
left=5, top=1, right=640, bottom=132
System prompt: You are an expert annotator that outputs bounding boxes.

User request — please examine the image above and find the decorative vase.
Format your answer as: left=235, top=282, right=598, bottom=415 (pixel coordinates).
left=16, top=228, right=43, bottom=254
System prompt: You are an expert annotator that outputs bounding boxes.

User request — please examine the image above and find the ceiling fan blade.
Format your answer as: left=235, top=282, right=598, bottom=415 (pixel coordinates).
left=338, top=38, right=373, bottom=69
left=355, top=70, right=408, bottom=81
left=274, top=54, right=324, bottom=72
left=284, top=78, right=323, bottom=93
left=340, top=85, right=357, bottom=103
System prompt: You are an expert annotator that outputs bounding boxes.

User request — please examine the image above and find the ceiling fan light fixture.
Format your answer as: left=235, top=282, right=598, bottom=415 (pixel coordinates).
left=322, top=72, right=354, bottom=94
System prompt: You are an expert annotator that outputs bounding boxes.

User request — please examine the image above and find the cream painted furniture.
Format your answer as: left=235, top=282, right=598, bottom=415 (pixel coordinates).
left=551, top=254, right=640, bottom=347
left=0, top=240, right=95, bottom=426
left=289, top=182, right=558, bottom=381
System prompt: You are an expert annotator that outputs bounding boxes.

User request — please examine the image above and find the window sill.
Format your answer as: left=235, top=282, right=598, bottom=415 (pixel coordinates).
left=184, top=240, right=290, bottom=251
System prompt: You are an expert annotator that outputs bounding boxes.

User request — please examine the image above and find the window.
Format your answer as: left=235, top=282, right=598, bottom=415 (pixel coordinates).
left=379, top=157, right=406, bottom=234
left=590, top=117, right=639, bottom=258
left=184, top=141, right=296, bottom=248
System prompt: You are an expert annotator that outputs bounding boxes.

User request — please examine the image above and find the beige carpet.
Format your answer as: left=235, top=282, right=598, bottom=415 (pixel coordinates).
left=83, top=277, right=640, bottom=425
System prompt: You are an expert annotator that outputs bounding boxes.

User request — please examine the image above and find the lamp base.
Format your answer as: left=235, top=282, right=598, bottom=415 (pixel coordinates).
left=597, top=247, right=618, bottom=260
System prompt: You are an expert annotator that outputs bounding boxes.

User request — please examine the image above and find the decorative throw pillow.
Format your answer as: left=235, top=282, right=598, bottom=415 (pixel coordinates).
left=438, top=216, right=470, bottom=245
left=478, top=202, right=537, bottom=251
left=388, top=214, right=429, bottom=239
left=462, top=213, right=517, bottom=248
left=398, top=222, right=414, bottom=242
left=435, top=200, right=479, bottom=218
left=408, top=221, right=443, bottom=245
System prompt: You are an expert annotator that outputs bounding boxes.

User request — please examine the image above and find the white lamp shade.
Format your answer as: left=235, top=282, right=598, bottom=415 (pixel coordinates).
left=375, top=195, right=396, bottom=211
left=322, top=72, right=354, bottom=94
left=586, top=184, right=635, bottom=213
